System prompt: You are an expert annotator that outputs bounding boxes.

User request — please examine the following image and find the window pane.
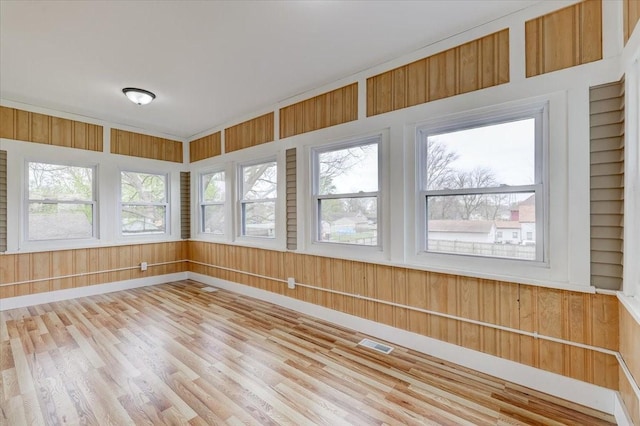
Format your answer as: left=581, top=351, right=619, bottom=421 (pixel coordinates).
left=319, top=197, right=377, bottom=246
left=318, top=142, right=378, bottom=195
left=424, top=118, right=535, bottom=190
left=121, top=205, right=166, bottom=234
left=28, top=163, right=93, bottom=201
left=242, top=162, right=277, bottom=200
left=202, top=171, right=225, bottom=202
left=121, top=172, right=166, bottom=203
left=242, top=201, right=275, bottom=237
left=203, top=204, right=224, bottom=234
left=427, top=193, right=536, bottom=260
left=28, top=203, right=93, bottom=240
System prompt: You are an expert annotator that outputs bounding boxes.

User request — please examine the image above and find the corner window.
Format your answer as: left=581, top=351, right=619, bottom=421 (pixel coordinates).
left=419, top=109, right=544, bottom=261
left=239, top=160, right=277, bottom=238
left=312, top=136, right=380, bottom=247
left=200, top=170, right=225, bottom=235
left=27, top=161, right=96, bottom=241
left=120, top=171, right=168, bottom=235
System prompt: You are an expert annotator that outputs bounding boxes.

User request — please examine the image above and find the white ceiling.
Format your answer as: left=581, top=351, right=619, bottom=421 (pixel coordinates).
left=1, top=1, right=541, bottom=140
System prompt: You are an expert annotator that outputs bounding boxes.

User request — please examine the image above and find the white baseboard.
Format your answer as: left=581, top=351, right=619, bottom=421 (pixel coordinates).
left=0, top=272, right=188, bottom=311
left=614, top=392, right=634, bottom=426
left=189, top=272, right=617, bottom=416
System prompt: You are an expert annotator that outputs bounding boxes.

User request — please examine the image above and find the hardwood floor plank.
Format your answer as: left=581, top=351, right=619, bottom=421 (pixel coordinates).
left=0, top=280, right=616, bottom=425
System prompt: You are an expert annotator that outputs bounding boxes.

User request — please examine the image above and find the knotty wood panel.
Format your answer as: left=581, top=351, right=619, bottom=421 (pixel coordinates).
left=366, top=29, right=509, bottom=117
left=525, top=0, right=602, bottom=77
left=279, top=83, right=358, bottom=138
left=0, top=106, right=103, bottom=151
left=620, top=303, right=640, bottom=424
left=0, top=242, right=188, bottom=299
left=189, top=131, right=221, bottom=162
left=224, top=112, right=274, bottom=153
left=0, top=281, right=615, bottom=425
left=110, top=128, right=183, bottom=163
left=624, top=0, right=640, bottom=44
left=189, top=241, right=620, bottom=390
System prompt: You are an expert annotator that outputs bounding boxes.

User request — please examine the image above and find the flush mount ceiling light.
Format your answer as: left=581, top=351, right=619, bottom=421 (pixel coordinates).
left=122, top=87, right=156, bottom=105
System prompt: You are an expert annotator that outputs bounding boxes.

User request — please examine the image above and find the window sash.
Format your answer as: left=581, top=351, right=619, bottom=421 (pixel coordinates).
left=240, top=200, right=276, bottom=238
left=119, top=171, right=169, bottom=235
left=418, top=107, right=545, bottom=262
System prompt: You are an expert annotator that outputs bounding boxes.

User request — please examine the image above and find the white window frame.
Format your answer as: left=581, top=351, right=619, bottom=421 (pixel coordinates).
left=237, top=157, right=278, bottom=240
left=119, top=170, right=169, bottom=236
left=311, top=135, right=382, bottom=249
left=24, top=159, right=97, bottom=242
left=199, top=168, right=226, bottom=236
left=417, top=104, right=547, bottom=264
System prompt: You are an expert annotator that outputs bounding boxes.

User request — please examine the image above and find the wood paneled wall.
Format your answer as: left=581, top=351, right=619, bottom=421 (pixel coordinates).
left=525, top=0, right=602, bottom=77
left=620, top=304, right=640, bottom=424
left=190, top=131, right=221, bottom=162
left=110, top=129, right=183, bottom=163
left=280, top=83, right=358, bottom=138
left=224, top=113, right=274, bottom=153
left=624, top=0, right=640, bottom=44
left=367, top=29, right=509, bottom=117
left=188, top=241, right=620, bottom=389
left=0, top=106, right=103, bottom=151
left=0, top=242, right=188, bottom=299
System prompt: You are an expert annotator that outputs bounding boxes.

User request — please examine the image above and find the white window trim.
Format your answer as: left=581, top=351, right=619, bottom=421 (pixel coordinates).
left=416, top=105, right=547, bottom=264
left=198, top=168, right=226, bottom=237
left=118, top=169, right=170, bottom=238
left=310, top=135, right=382, bottom=251
left=236, top=156, right=281, bottom=247
left=23, top=159, right=98, bottom=244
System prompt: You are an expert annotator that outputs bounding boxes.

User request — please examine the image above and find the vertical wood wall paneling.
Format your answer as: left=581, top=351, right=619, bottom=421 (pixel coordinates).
left=224, top=112, right=274, bottom=153
left=620, top=304, right=640, bottom=425
left=525, top=0, right=602, bottom=77
left=589, top=79, right=624, bottom=290
left=366, top=29, right=509, bottom=117
left=0, top=106, right=103, bottom=151
left=0, top=151, right=6, bottom=252
left=180, top=172, right=191, bottom=240
left=110, top=128, right=183, bottom=163
left=0, top=242, right=187, bottom=299
left=279, top=83, right=358, bottom=139
left=188, top=241, right=620, bottom=390
left=285, top=148, right=297, bottom=250
left=624, top=0, right=640, bottom=44
left=190, top=131, right=221, bottom=163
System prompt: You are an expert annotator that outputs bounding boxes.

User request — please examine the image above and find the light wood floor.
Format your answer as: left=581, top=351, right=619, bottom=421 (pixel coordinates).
left=1, top=280, right=616, bottom=425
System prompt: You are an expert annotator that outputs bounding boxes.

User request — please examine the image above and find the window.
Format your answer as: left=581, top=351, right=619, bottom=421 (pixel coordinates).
left=313, top=136, right=380, bottom=246
left=200, top=170, right=225, bottom=235
left=239, top=160, right=277, bottom=238
left=526, top=231, right=533, bottom=240
left=419, top=109, right=543, bottom=261
left=120, top=171, right=168, bottom=235
left=27, top=161, right=96, bottom=241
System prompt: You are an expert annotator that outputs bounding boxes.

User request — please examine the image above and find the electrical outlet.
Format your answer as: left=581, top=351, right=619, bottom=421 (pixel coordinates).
left=140, top=262, right=148, bottom=271
left=287, top=277, right=295, bottom=289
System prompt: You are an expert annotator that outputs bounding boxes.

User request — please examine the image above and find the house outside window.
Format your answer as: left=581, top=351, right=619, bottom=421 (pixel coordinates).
left=239, top=159, right=277, bottom=238
left=418, top=106, right=544, bottom=261
left=27, top=161, right=96, bottom=241
left=200, top=170, right=225, bottom=235
left=120, top=171, right=168, bottom=235
left=312, top=136, right=380, bottom=247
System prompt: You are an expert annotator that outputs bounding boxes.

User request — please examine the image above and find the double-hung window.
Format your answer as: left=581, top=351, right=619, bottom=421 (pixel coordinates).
left=418, top=107, right=544, bottom=261
left=312, top=136, right=380, bottom=247
left=27, top=161, right=96, bottom=241
left=120, top=171, right=168, bottom=235
left=200, top=170, right=225, bottom=235
left=239, top=160, right=277, bottom=238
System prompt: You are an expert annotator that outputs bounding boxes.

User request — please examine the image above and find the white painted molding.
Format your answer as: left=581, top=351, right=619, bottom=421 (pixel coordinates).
left=614, top=392, right=634, bottom=426
left=0, top=272, right=188, bottom=311
left=189, top=272, right=617, bottom=416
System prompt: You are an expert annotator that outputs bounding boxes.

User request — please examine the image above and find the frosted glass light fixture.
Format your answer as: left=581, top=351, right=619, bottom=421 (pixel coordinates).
left=122, top=88, right=156, bottom=105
